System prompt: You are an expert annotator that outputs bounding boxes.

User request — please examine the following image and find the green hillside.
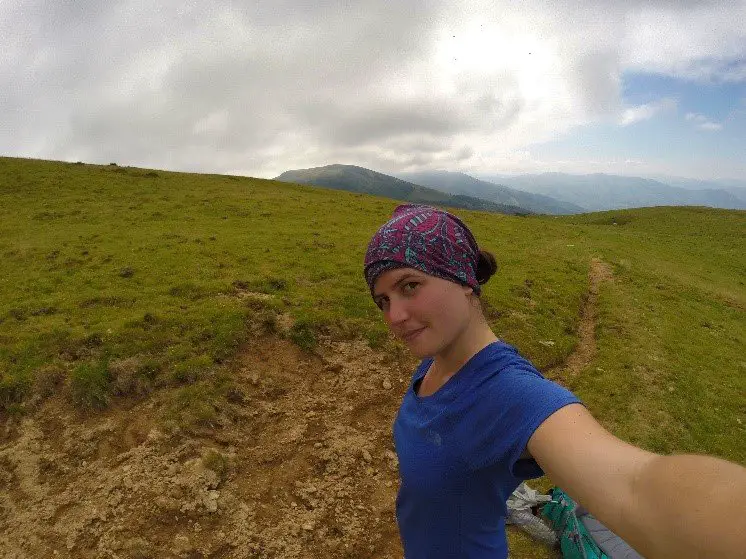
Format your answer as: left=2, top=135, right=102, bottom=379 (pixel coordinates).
left=1, top=156, right=744, bottom=462
left=275, top=163, right=532, bottom=214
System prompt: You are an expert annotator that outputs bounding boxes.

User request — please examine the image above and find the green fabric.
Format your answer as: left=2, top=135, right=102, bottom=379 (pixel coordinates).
left=541, top=488, right=609, bottom=559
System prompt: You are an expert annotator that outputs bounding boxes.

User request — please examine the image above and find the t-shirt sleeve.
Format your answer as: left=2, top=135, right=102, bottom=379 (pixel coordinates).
left=465, top=361, right=582, bottom=479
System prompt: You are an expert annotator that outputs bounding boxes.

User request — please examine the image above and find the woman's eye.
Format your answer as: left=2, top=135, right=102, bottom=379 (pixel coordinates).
left=402, top=282, right=419, bottom=294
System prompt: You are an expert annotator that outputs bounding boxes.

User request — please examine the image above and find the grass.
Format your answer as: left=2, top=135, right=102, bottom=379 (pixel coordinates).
left=1, top=156, right=744, bottom=466
left=2, top=156, right=744, bottom=558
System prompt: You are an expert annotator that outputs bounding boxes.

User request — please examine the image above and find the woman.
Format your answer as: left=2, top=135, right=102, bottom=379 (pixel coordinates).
left=363, top=203, right=745, bottom=559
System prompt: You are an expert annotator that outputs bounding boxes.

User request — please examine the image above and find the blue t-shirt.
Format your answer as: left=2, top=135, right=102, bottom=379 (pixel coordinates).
left=394, top=340, right=581, bottom=558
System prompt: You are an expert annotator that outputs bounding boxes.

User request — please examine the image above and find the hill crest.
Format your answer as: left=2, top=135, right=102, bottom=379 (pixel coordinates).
left=275, top=164, right=533, bottom=215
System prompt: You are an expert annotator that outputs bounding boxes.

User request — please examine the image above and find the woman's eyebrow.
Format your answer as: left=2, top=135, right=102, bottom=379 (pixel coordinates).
left=373, top=274, right=419, bottom=299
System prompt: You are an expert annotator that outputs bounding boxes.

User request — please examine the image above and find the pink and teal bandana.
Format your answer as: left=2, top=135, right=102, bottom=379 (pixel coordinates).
left=364, top=204, right=481, bottom=296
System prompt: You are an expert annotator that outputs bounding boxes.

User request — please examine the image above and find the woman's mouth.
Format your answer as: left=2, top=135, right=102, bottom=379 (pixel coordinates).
left=403, top=327, right=425, bottom=342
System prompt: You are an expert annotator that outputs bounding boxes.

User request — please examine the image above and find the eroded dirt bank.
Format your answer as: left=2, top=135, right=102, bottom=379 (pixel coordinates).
left=1, top=336, right=416, bottom=558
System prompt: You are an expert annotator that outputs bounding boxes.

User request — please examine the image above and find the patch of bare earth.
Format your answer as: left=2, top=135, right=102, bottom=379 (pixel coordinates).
left=0, top=336, right=417, bottom=558
left=554, top=258, right=614, bottom=380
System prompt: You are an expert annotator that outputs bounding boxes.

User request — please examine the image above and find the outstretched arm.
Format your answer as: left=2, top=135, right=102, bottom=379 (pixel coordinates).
left=527, top=403, right=746, bottom=558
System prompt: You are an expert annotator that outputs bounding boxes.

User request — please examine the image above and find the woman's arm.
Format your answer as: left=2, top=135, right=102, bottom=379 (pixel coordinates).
left=527, top=403, right=746, bottom=558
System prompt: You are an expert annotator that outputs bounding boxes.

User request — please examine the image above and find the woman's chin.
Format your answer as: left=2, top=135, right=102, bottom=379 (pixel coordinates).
left=404, top=328, right=433, bottom=357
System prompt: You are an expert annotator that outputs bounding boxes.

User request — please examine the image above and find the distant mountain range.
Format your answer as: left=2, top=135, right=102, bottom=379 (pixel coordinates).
left=395, top=171, right=583, bottom=214
left=274, top=165, right=533, bottom=215
left=479, top=173, right=746, bottom=212
left=276, top=165, right=746, bottom=215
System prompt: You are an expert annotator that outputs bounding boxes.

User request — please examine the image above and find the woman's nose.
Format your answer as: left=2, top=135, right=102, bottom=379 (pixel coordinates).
left=386, top=297, right=409, bottom=325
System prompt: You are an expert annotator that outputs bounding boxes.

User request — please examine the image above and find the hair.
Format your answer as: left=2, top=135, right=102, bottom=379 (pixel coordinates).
left=475, top=250, right=498, bottom=286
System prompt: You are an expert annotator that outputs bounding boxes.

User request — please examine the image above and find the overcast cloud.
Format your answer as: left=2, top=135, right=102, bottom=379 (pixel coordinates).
left=1, top=0, right=745, bottom=178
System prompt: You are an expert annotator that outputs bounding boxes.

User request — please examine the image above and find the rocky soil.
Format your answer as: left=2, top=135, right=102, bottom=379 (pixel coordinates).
left=0, top=336, right=418, bottom=558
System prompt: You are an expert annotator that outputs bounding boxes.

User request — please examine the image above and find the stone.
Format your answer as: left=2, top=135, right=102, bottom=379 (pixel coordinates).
left=203, top=490, right=219, bottom=513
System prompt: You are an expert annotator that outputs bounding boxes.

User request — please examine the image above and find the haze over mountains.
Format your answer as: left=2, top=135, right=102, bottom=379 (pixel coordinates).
left=276, top=165, right=746, bottom=215
left=396, top=171, right=583, bottom=214
left=275, top=165, right=532, bottom=215
left=479, top=173, right=746, bottom=212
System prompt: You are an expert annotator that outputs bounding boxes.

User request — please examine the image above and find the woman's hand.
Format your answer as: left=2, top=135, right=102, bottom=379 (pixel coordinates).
left=527, top=403, right=746, bottom=558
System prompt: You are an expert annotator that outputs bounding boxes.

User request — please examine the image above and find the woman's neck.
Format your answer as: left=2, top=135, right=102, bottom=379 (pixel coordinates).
left=431, top=320, right=498, bottom=380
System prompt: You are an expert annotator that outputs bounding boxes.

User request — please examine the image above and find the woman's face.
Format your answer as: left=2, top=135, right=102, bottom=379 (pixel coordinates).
left=372, top=267, right=474, bottom=358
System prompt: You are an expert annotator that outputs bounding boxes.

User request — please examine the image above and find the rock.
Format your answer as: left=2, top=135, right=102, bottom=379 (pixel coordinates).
left=202, top=490, right=220, bottom=513
left=303, top=522, right=314, bottom=531
left=155, top=496, right=179, bottom=512
left=361, top=449, right=372, bottom=463
left=121, top=537, right=152, bottom=558
left=146, top=429, right=164, bottom=441
left=172, top=534, right=192, bottom=556
left=202, top=469, right=221, bottom=490
left=382, top=378, right=393, bottom=390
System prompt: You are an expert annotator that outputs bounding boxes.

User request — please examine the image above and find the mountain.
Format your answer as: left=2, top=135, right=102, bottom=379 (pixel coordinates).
left=478, top=173, right=746, bottom=212
left=646, top=175, right=746, bottom=191
left=275, top=164, right=532, bottom=215
left=395, top=170, right=584, bottom=215
left=646, top=176, right=746, bottom=203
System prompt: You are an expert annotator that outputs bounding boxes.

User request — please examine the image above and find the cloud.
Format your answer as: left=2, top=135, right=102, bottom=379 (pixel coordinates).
left=0, top=0, right=744, bottom=178
left=685, top=112, right=724, bottom=131
left=619, top=98, right=677, bottom=126
left=619, top=2, right=746, bottom=82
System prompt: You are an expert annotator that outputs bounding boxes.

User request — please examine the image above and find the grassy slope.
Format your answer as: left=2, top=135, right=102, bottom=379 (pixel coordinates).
left=1, top=157, right=744, bottom=458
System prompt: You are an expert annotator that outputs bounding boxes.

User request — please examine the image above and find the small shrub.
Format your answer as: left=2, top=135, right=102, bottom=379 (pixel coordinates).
left=70, top=360, right=111, bottom=411
left=509, top=283, right=532, bottom=299
left=365, top=327, right=388, bottom=349
left=119, top=267, right=134, bottom=278
left=261, top=312, right=278, bottom=333
left=169, top=283, right=209, bottom=300
left=83, top=333, right=104, bottom=347
left=0, top=375, right=30, bottom=412
left=109, top=356, right=152, bottom=397
left=289, top=320, right=317, bottom=352
left=33, top=365, right=66, bottom=399
left=170, top=354, right=213, bottom=384
left=143, top=171, right=159, bottom=178
left=140, top=312, right=160, bottom=330
left=267, top=277, right=287, bottom=291
left=9, top=308, right=27, bottom=321
left=30, top=307, right=57, bottom=316
left=169, top=382, right=219, bottom=428
left=202, top=449, right=228, bottom=481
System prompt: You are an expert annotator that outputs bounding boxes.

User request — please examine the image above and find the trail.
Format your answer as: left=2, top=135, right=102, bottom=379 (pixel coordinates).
left=553, top=258, right=614, bottom=380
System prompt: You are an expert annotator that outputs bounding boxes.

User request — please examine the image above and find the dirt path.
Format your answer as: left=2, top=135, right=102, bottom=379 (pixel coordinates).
left=556, top=258, right=614, bottom=379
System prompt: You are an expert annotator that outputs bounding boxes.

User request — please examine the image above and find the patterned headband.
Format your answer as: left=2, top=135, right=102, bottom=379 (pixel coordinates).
left=363, top=204, right=481, bottom=296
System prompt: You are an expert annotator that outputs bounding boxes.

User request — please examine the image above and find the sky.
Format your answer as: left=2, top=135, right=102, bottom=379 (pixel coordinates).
left=2, top=0, right=745, bottom=181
